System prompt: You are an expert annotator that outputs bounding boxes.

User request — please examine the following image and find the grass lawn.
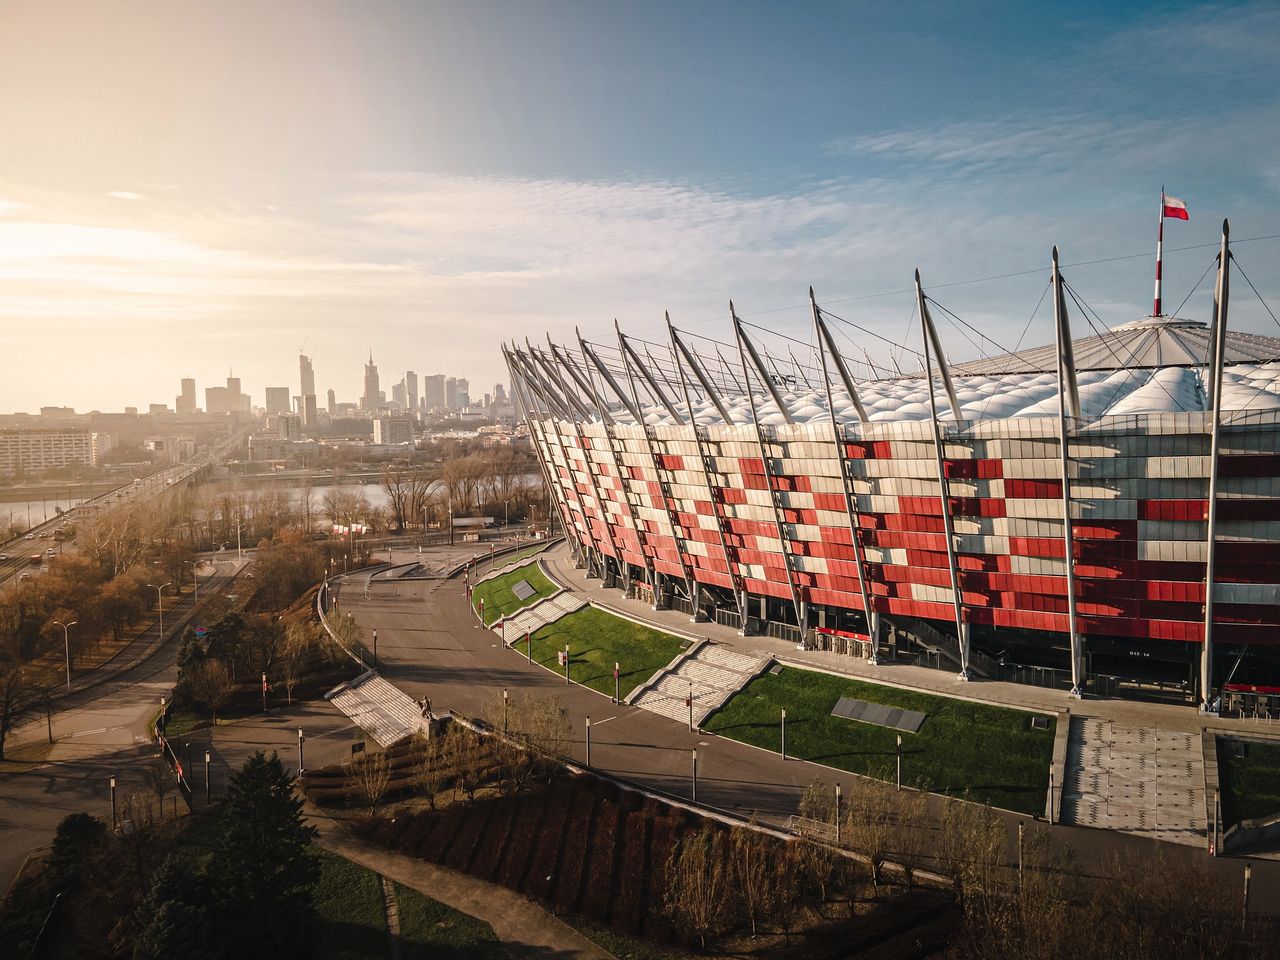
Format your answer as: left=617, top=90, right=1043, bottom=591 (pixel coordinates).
left=395, top=882, right=508, bottom=960
left=1219, top=738, right=1280, bottom=828
left=312, top=850, right=389, bottom=960
left=312, top=850, right=506, bottom=960
left=523, top=607, right=686, bottom=699
left=472, top=561, right=558, bottom=626
left=703, top=667, right=1054, bottom=815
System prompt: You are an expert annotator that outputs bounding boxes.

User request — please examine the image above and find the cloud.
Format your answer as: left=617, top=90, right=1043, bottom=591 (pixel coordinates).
left=107, top=190, right=148, bottom=201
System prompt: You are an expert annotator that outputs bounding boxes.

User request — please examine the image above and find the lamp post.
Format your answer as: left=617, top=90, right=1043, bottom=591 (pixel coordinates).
left=504, top=499, right=510, bottom=530
left=204, top=751, right=211, bottom=802
left=564, top=643, right=570, bottom=684
left=372, top=628, right=378, bottom=669
left=53, top=619, right=77, bottom=690
left=110, top=775, right=117, bottom=828
left=503, top=688, right=509, bottom=735
left=835, top=784, right=842, bottom=844
left=691, top=747, right=698, bottom=804
left=585, top=715, right=591, bottom=766
left=183, top=560, right=200, bottom=604
left=146, top=582, right=172, bottom=636
left=298, top=728, right=305, bottom=776
left=896, top=734, right=903, bottom=790
left=236, top=517, right=242, bottom=561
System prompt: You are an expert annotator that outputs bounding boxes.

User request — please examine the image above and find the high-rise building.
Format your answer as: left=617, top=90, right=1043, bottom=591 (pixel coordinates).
left=299, top=353, right=317, bottom=425
left=361, top=352, right=381, bottom=412
left=299, top=354, right=315, bottom=397
left=0, top=428, right=112, bottom=475
left=391, top=381, right=407, bottom=409
left=176, top=377, right=197, bottom=414
left=494, top=383, right=507, bottom=405
left=274, top=414, right=302, bottom=440
left=265, top=387, right=291, bottom=414
left=405, top=371, right=418, bottom=414
left=423, top=374, right=446, bottom=411
left=445, top=377, right=458, bottom=410
left=225, top=373, right=250, bottom=414
left=456, top=378, right=470, bottom=409
left=205, top=386, right=231, bottom=415
left=327, top=388, right=336, bottom=413
left=148, top=403, right=169, bottom=415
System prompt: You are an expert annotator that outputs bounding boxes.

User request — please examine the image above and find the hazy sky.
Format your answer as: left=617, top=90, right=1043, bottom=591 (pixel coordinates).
left=2, top=0, right=1279, bottom=412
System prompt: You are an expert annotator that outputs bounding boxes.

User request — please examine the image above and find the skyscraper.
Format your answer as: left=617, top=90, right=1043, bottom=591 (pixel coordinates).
left=299, top=353, right=317, bottom=425
left=361, top=351, right=381, bottom=412
left=327, top=388, right=336, bottom=413
left=456, top=378, right=470, bottom=409
left=391, top=381, right=407, bottom=409
left=405, top=370, right=418, bottom=415
left=423, top=374, right=446, bottom=411
left=265, top=386, right=291, bottom=414
left=176, top=377, right=197, bottom=414
left=445, top=376, right=458, bottom=410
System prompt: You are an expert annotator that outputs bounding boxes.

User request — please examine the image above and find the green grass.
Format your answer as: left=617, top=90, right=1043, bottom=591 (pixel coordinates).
left=311, top=850, right=506, bottom=960
left=395, top=882, right=508, bottom=960
left=1219, top=738, right=1280, bottom=828
left=472, top=560, right=558, bottom=625
left=703, top=667, right=1054, bottom=815
left=312, top=850, right=389, bottom=960
left=522, top=607, right=686, bottom=699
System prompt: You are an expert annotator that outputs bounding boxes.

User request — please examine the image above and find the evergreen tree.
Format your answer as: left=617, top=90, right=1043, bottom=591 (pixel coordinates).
left=212, top=751, right=317, bottom=958
left=48, top=812, right=106, bottom=895
left=131, top=856, right=215, bottom=960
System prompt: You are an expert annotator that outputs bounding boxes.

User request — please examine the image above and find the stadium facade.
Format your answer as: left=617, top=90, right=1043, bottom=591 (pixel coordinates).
left=506, top=223, right=1279, bottom=710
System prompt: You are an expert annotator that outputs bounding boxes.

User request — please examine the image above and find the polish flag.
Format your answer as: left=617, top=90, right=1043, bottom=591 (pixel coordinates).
left=1162, top=194, right=1190, bottom=221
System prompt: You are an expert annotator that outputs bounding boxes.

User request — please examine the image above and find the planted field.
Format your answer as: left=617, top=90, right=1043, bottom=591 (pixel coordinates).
left=472, top=561, right=558, bottom=625
left=1219, top=737, right=1280, bottom=828
left=355, top=775, right=695, bottom=938
left=704, top=667, right=1054, bottom=815
left=524, top=607, right=685, bottom=699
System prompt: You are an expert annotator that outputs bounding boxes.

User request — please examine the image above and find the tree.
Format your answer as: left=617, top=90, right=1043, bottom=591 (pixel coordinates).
left=410, top=731, right=446, bottom=810
left=131, top=856, right=216, bottom=960
left=189, top=660, right=234, bottom=723
left=664, top=827, right=734, bottom=951
left=211, top=752, right=318, bottom=960
left=730, top=827, right=776, bottom=938
left=350, top=749, right=391, bottom=815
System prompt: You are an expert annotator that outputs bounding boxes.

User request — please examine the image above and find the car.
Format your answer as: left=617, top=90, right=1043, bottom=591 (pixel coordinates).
left=18, top=573, right=30, bottom=581
left=46, top=548, right=57, bottom=557
left=0, top=554, right=9, bottom=561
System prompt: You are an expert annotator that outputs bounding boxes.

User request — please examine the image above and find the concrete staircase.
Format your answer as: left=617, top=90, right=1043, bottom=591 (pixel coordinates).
left=1060, top=716, right=1205, bottom=846
left=629, top=643, right=772, bottom=726
left=325, top=671, right=429, bottom=747
left=494, top=591, right=588, bottom=643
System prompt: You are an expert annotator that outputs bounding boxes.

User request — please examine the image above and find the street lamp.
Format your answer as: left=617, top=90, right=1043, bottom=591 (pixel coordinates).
left=146, top=582, right=173, bottom=636
left=53, top=619, right=77, bottom=690
left=183, top=560, right=200, bottom=604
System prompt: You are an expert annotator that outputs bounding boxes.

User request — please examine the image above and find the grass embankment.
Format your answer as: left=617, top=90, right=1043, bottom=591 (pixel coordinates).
left=704, top=668, right=1054, bottom=815
left=471, top=561, right=558, bottom=626
left=1219, top=738, right=1280, bottom=828
left=312, top=849, right=506, bottom=960
left=522, top=607, right=685, bottom=699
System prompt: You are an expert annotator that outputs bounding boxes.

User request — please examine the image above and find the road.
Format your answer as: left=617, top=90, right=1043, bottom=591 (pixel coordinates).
left=0, top=560, right=249, bottom=889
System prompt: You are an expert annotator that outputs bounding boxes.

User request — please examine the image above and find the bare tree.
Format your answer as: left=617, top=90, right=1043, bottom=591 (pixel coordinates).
left=664, top=827, right=734, bottom=951
left=410, top=731, right=446, bottom=810
left=730, top=827, right=775, bottom=938
left=843, top=779, right=895, bottom=895
left=350, top=749, right=391, bottom=815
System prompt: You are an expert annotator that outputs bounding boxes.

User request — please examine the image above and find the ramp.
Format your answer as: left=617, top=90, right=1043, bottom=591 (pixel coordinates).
left=325, top=671, right=428, bottom=747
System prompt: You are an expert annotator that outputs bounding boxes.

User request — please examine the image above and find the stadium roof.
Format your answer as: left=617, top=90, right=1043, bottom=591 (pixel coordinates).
left=514, top=316, right=1280, bottom=427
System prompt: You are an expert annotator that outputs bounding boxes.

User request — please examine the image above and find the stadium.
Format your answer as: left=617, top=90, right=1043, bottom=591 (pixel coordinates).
left=505, top=222, right=1280, bottom=712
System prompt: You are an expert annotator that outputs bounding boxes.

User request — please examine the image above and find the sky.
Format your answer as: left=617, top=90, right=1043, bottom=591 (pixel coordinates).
left=1, top=0, right=1279, bottom=412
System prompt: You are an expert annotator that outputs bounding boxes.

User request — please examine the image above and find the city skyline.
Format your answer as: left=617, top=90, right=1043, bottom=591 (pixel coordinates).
left=2, top=1, right=1278, bottom=412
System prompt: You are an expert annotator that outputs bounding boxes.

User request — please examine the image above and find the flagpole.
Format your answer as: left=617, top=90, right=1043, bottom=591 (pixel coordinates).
left=1154, top=186, right=1165, bottom=317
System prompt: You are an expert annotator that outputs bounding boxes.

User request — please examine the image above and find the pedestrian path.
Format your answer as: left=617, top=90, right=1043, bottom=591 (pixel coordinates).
left=629, top=642, right=772, bottom=725
left=325, top=671, right=428, bottom=748
left=1060, top=716, right=1205, bottom=846
left=493, top=591, right=587, bottom=643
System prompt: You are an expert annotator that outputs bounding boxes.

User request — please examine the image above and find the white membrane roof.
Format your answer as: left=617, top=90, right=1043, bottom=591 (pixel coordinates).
left=605, top=319, right=1280, bottom=426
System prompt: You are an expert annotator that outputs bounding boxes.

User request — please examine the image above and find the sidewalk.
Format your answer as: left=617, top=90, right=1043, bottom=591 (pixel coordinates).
left=541, top=548, right=1248, bottom=737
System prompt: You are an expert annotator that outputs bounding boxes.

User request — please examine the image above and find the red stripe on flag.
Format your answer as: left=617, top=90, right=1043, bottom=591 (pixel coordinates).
left=1162, top=204, right=1189, bottom=221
